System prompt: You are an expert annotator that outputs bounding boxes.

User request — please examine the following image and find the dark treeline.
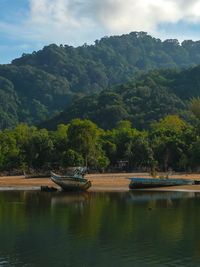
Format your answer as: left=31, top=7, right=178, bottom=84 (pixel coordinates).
left=3, top=32, right=200, bottom=129
left=43, top=65, right=200, bottom=130
left=1, top=114, right=200, bottom=174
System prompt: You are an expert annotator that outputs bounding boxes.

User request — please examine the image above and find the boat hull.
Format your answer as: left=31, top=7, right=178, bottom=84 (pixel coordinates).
left=129, top=178, right=194, bottom=190
left=51, top=172, right=91, bottom=191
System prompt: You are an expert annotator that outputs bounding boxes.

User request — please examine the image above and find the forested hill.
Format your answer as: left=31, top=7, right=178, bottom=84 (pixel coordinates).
left=42, top=66, right=200, bottom=130
left=2, top=31, right=200, bottom=129
left=12, top=32, right=200, bottom=94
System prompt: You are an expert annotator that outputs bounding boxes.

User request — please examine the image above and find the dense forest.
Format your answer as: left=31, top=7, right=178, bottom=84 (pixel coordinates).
left=43, top=66, right=200, bottom=130
left=2, top=32, right=200, bottom=129
left=1, top=108, right=200, bottom=174
left=2, top=32, right=200, bottom=173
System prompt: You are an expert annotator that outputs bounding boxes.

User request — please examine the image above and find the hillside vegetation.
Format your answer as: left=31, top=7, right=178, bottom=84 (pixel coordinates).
left=1, top=115, right=200, bottom=173
left=2, top=32, right=200, bottom=129
left=42, top=66, right=200, bottom=129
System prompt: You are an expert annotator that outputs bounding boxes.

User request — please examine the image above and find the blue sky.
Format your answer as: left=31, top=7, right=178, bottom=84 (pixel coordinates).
left=1, top=0, right=200, bottom=63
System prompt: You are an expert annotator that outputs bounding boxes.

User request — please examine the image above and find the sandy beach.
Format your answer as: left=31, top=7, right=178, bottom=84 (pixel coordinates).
left=1, top=172, right=200, bottom=192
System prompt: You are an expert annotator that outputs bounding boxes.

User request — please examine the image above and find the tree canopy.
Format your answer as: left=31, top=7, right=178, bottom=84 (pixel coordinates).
left=2, top=32, right=200, bottom=129
left=1, top=116, right=200, bottom=173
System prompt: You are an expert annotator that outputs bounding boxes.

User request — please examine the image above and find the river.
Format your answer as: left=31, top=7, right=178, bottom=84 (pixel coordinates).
left=0, top=191, right=200, bottom=266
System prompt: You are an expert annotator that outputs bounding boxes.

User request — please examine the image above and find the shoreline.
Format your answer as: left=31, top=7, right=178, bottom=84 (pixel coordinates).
left=1, top=173, right=200, bottom=192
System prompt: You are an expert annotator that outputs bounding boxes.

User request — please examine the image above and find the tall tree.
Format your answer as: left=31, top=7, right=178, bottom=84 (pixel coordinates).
left=67, top=119, right=108, bottom=169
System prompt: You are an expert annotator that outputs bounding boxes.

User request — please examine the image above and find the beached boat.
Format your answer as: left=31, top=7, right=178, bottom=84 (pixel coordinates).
left=129, top=177, right=195, bottom=189
left=50, top=168, right=91, bottom=191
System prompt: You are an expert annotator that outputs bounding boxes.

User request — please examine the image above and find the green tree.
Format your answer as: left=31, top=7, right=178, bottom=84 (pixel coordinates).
left=67, top=119, right=107, bottom=169
left=189, top=137, right=200, bottom=170
left=24, top=129, right=54, bottom=169
left=189, top=97, right=200, bottom=119
left=151, top=115, right=191, bottom=171
left=0, top=130, right=19, bottom=170
left=51, top=124, right=69, bottom=166
left=61, top=149, right=84, bottom=167
left=14, top=124, right=37, bottom=171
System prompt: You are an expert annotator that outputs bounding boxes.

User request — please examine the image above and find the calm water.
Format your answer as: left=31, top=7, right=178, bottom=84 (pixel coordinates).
left=0, top=191, right=200, bottom=267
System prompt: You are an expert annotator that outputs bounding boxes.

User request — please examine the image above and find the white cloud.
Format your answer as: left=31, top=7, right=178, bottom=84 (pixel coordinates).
left=27, top=0, right=200, bottom=43
left=86, top=0, right=200, bottom=32
left=2, top=0, right=200, bottom=46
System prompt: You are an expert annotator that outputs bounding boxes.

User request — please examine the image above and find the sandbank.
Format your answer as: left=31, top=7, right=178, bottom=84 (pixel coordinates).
left=1, top=173, right=200, bottom=192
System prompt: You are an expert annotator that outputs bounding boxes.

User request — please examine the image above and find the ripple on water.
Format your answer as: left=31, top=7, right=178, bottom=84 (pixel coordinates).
left=0, top=259, right=8, bottom=267
left=0, top=191, right=200, bottom=267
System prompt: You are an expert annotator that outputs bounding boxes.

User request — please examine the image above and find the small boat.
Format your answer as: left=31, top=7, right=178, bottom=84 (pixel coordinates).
left=129, top=177, right=195, bottom=189
left=50, top=168, right=91, bottom=191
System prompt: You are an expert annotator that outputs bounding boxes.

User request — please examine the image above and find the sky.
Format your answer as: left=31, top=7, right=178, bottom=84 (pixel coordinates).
left=1, top=0, right=200, bottom=63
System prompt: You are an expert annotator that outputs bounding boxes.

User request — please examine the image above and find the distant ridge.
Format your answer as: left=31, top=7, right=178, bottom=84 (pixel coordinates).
left=42, top=66, right=200, bottom=130
left=1, top=31, right=200, bottom=129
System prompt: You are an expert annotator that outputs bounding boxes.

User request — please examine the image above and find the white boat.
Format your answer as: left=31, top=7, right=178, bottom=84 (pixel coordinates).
left=50, top=168, right=91, bottom=191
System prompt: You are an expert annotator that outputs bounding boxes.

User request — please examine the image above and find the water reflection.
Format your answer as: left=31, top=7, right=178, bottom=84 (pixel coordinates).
left=51, top=192, right=89, bottom=207
left=127, top=191, right=198, bottom=209
left=128, top=191, right=196, bottom=202
left=0, top=191, right=200, bottom=266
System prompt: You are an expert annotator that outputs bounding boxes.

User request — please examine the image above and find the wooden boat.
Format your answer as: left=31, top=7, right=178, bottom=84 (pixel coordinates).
left=50, top=168, right=91, bottom=191
left=129, top=177, right=195, bottom=189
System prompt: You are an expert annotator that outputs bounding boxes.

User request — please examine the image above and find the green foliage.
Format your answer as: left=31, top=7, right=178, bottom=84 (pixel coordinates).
left=1, top=116, right=200, bottom=172
left=13, top=33, right=200, bottom=88
left=67, top=119, right=105, bottom=168
left=0, top=130, right=19, bottom=170
left=189, top=97, right=200, bottom=119
left=0, top=77, right=20, bottom=129
left=189, top=137, right=200, bottom=169
left=61, top=149, right=84, bottom=167
left=3, top=32, right=200, bottom=171
left=44, top=73, right=186, bottom=130
left=150, top=116, right=192, bottom=171
left=0, top=65, right=71, bottom=128
left=3, top=32, right=200, bottom=129
left=51, top=124, right=69, bottom=163
left=23, top=128, right=54, bottom=170
left=96, top=155, right=110, bottom=171
left=151, top=115, right=188, bottom=134
left=101, top=122, right=153, bottom=170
